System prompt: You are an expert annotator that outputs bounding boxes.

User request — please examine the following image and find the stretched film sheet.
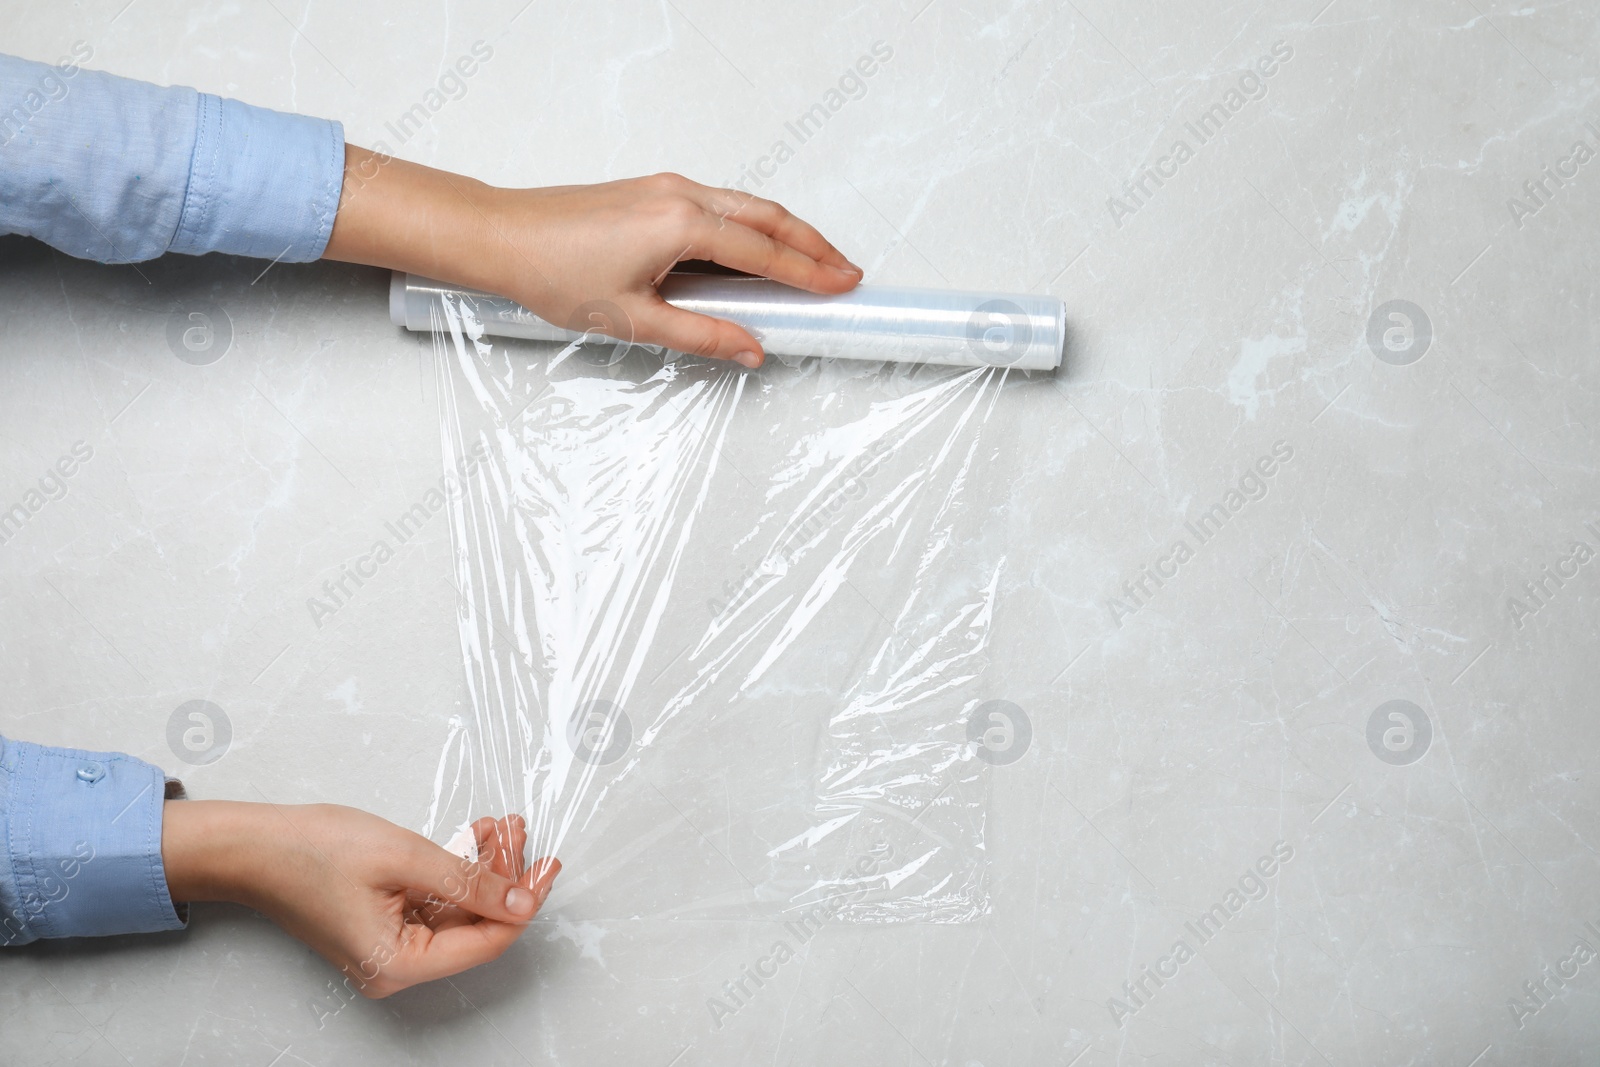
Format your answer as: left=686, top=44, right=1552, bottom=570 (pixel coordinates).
left=422, top=292, right=1042, bottom=923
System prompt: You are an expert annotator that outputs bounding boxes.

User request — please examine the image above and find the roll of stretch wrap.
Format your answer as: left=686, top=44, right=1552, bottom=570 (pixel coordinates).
left=389, top=271, right=1065, bottom=371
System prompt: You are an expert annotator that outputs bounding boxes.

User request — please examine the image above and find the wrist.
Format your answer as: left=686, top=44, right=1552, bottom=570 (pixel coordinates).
left=162, top=799, right=280, bottom=907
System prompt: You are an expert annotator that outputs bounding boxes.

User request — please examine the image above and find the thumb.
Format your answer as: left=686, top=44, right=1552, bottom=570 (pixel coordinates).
left=416, top=840, right=559, bottom=924
left=633, top=296, right=766, bottom=369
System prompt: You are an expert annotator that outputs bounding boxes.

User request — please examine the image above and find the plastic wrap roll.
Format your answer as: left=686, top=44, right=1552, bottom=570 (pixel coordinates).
left=389, top=270, right=1065, bottom=371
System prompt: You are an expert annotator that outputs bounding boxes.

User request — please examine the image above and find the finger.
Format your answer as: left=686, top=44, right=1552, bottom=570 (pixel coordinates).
left=380, top=859, right=561, bottom=992
left=497, top=816, right=529, bottom=877
left=398, top=819, right=515, bottom=927
left=401, top=816, right=525, bottom=927
left=696, top=188, right=859, bottom=274
left=472, top=815, right=527, bottom=880
left=690, top=215, right=860, bottom=296
left=412, top=836, right=542, bottom=924
left=411, top=815, right=524, bottom=928
left=631, top=297, right=766, bottom=368
left=406, top=851, right=554, bottom=933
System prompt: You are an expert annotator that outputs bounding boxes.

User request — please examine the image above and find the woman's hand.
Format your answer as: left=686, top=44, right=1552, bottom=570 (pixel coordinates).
left=162, top=800, right=558, bottom=998
left=323, top=147, right=863, bottom=369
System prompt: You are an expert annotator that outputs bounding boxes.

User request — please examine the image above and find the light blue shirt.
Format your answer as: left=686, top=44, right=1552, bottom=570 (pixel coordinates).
left=1, top=54, right=344, bottom=941
left=1, top=736, right=186, bottom=944
left=0, top=49, right=345, bottom=263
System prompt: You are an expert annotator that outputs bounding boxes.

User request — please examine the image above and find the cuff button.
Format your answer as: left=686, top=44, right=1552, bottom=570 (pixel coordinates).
left=76, top=762, right=106, bottom=784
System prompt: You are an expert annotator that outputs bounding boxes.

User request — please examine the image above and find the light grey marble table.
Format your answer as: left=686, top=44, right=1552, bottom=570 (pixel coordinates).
left=4, top=1, right=1599, bottom=1064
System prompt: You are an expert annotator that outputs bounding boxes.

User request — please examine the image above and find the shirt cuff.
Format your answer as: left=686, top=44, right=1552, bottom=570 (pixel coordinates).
left=1, top=738, right=186, bottom=945
left=168, top=92, right=344, bottom=262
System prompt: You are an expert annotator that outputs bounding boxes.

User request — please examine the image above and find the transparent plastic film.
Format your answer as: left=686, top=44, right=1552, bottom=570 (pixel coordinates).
left=423, top=291, right=1031, bottom=923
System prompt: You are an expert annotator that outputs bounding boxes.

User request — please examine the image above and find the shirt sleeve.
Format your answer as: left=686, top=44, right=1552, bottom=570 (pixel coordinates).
left=0, top=735, right=187, bottom=946
left=0, top=49, right=344, bottom=264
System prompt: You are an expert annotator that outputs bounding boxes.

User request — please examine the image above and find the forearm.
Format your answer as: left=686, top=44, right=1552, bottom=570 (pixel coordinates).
left=322, top=145, right=504, bottom=295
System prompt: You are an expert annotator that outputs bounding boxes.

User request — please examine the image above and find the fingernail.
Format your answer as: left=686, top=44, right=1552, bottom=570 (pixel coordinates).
left=831, top=264, right=862, bottom=279
left=506, top=887, right=535, bottom=915
left=535, top=859, right=561, bottom=906
left=734, top=350, right=762, bottom=369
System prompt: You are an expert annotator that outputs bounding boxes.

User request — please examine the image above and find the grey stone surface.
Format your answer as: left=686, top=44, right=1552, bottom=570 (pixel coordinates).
left=4, top=1, right=1599, bottom=1063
